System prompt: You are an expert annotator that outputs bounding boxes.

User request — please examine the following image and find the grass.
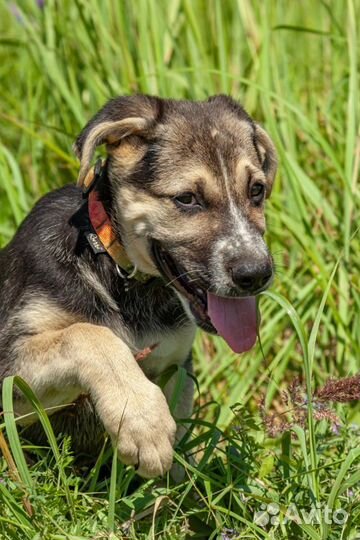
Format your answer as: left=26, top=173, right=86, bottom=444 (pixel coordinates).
left=0, top=0, right=360, bottom=538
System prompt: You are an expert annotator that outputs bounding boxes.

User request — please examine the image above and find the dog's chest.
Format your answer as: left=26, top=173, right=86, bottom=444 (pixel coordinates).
left=133, top=324, right=196, bottom=378
left=106, top=282, right=196, bottom=376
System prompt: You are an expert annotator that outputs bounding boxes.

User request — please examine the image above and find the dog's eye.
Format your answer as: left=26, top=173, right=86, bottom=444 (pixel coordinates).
left=249, top=183, right=265, bottom=204
left=174, top=193, right=201, bottom=210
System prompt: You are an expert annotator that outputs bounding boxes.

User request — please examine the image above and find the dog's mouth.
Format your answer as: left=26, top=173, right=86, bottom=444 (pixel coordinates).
left=152, top=241, right=212, bottom=327
left=152, top=241, right=258, bottom=353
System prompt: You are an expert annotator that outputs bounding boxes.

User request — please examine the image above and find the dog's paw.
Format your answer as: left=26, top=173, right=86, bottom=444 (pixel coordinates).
left=99, top=383, right=176, bottom=478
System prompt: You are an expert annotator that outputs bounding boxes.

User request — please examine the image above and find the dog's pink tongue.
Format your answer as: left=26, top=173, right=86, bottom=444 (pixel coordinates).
left=207, top=292, right=257, bottom=353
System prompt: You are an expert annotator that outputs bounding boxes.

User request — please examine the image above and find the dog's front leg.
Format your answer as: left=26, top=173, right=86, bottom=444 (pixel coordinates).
left=13, top=322, right=176, bottom=478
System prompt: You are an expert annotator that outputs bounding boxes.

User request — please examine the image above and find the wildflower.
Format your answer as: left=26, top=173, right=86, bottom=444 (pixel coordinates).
left=261, top=374, right=360, bottom=437
left=315, top=374, right=360, bottom=403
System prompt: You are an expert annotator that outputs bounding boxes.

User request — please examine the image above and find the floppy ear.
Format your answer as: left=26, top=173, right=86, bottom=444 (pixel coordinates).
left=74, top=95, right=161, bottom=186
left=254, top=124, right=278, bottom=196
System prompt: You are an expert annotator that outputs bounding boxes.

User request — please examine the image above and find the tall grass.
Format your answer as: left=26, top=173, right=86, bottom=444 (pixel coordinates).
left=0, top=1, right=359, bottom=538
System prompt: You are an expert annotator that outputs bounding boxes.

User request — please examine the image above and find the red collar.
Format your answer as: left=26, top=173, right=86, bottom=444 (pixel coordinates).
left=85, top=164, right=150, bottom=283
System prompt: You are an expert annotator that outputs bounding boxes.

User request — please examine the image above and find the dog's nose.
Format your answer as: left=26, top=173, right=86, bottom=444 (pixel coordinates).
left=230, top=259, right=273, bottom=293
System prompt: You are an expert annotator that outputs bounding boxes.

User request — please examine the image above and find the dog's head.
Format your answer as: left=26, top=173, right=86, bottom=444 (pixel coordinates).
left=74, top=95, right=277, bottom=353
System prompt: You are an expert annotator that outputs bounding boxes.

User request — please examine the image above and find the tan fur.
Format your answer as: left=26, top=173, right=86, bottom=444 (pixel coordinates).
left=19, top=298, right=80, bottom=334
left=76, top=117, right=148, bottom=185
left=13, top=323, right=177, bottom=478
left=108, top=136, right=148, bottom=173
left=151, top=163, right=220, bottom=197
left=115, top=187, right=165, bottom=275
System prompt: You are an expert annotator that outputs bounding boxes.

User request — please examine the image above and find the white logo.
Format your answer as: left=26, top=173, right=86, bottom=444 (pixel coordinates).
left=254, top=503, right=348, bottom=527
left=254, top=503, right=280, bottom=526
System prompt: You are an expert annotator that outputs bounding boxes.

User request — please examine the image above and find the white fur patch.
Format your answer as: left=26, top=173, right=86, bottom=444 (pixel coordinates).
left=79, top=266, right=119, bottom=312
left=135, top=323, right=196, bottom=378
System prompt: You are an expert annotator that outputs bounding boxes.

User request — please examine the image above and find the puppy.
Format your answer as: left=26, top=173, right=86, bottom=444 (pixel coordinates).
left=0, top=95, right=277, bottom=478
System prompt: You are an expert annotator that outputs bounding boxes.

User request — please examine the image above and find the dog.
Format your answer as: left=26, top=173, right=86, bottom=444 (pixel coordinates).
left=0, top=95, right=277, bottom=478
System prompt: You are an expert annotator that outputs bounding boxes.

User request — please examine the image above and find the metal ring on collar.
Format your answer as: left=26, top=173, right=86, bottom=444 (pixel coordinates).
left=116, top=264, right=138, bottom=280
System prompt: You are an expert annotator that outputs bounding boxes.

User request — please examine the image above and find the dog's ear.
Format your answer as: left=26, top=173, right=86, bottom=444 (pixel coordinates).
left=74, top=95, right=161, bottom=186
left=253, top=124, right=278, bottom=196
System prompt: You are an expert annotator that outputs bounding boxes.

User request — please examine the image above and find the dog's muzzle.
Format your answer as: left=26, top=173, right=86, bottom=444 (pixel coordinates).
left=151, top=241, right=261, bottom=353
